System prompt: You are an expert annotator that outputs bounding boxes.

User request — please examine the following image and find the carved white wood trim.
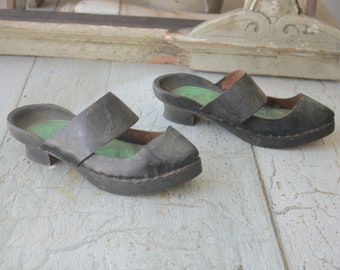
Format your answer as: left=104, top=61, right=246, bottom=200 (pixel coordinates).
left=166, top=0, right=340, bottom=79
left=188, top=9, right=340, bottom=52
left=0, top=0, right=339, bottom=80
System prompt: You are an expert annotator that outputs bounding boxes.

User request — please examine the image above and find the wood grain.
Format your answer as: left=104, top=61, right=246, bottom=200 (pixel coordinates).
left=0, top=10, right=202, bottom=31
left=0, top=8, right=339, bottom=80
left=1, top=55, right=339, bottom=269
left=0, top=57, right=286, bottom=269
left=253, top=75, right=340, bottom=270
left=0, top=56, right=35, bottom=140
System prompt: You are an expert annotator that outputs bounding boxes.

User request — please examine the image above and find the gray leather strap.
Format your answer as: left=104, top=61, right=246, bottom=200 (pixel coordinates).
left=202, top=73, right=267, bottom=125
left=40, top=92, right=138, bottom=166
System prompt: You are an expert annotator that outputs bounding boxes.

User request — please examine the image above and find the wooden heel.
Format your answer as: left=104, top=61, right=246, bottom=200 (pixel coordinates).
left=163, top=104, right=196, bottom=126
left=25, top=145, right=58, bottom=166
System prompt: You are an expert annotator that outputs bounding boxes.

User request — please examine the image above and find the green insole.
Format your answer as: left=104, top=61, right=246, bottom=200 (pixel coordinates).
left=172, top=86, right=291, bottom=119
left=28, top=120, right=143, bottom=159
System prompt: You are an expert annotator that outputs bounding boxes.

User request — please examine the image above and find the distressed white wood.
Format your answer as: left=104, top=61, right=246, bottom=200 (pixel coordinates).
left=0, top=56, right=35, bottom=140
left=0, top=17, right=177, bottom=65
left=170, top=2, right=340, bottom=80
left=1, top=55, right=339, bottom=269
left=16, top=57, right=111, bottom=109
left=1, top=0, right=340, bottom=80
left=252, top=76, right=340, bottom=270
left=0, top=56, right=285, bottom=269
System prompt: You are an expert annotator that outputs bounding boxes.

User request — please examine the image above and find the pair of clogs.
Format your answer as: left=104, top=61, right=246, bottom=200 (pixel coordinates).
left=7, top=71, right=334, bottom=195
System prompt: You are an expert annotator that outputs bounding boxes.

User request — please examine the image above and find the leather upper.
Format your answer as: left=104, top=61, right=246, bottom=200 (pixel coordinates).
left=33, top=92, right=200, bottom=178
left=202, top=72, right=267, bottom=125
left=40, top=93, right=139, bottom=166
left=153, top=71, right=335, bottom=139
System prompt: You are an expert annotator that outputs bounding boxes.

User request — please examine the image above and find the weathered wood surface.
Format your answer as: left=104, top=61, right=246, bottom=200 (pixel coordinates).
left=253, top=76, right=340, bottom=269
left=0, top=56, right=35, bottom=139
left=171, top=0, right=340, bottom=80
left=0, top=5, right=339, bottom=80
left=1, top=55, right=339, bottom=269
left=0, top=56, right=287, bottom=269
left=0, top=10, right=197, bottom=65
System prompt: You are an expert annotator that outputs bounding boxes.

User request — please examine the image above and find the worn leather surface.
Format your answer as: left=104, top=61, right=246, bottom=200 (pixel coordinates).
left=154, top=73, right=209, bottom=111
left=40, top=93, right=139, bottom=166
left=30, top=93, right=200, bottom=176
left=79, top=126, right=199, bottom=179
left=202, top=73, right=267, bottom=125
left=154, top=71, right=267, bottom=125
left=7, top=92, right=201, bottom=193
left=240, top=94, right=335, bottom=136
left=7, top=104, right=75, bottom=148
left=153, top=70, right=335, bottom=147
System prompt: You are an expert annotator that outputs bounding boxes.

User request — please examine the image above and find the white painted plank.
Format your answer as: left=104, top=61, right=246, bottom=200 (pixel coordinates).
left=17, top=57, right=111, bottom=111
left=0, top=56, right=35, bottom=140
left=0, top=57, right=112, bottom=269
left=253, top=76, right=340, bottom=269
left=0, top=58, right=285, bottom=269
